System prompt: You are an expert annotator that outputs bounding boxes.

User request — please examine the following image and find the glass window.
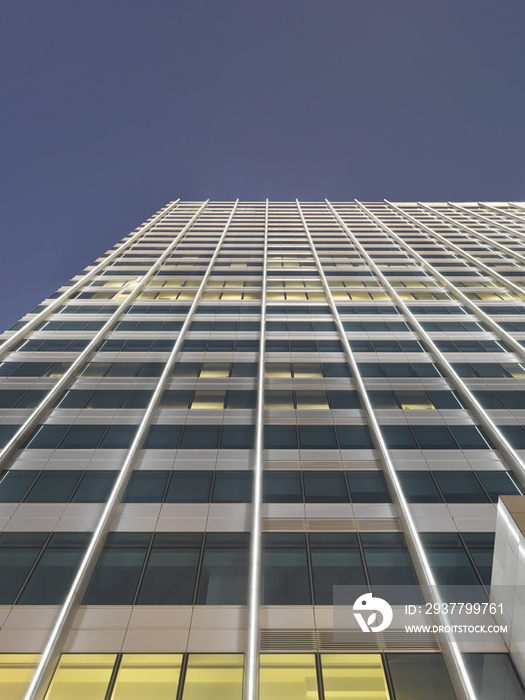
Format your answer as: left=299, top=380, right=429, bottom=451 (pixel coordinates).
left=180, top=425, right=220, bottom=449
left=123, top=472, right=169, bottom=503
left=328, top=391, right=361, bottom=409
left=259, top=654, right=318, bottom=700
left=59, top=425, right=107, bottom=449
left=100, top=425, right=138, bottom=449
left=321, top=654, right=390, bottom=700
left=172, top=363, right=201, bottom=378
left=412, top=426, right=457, bottom=450
left=24, top=425, right=69, bottom=450
left=165, top=471, right=212, bottom=503
left=397, top=471, right=443, bottom=503
left=191, top=391, right=226, bottom=409
left=428, top=390, right=463, bottom=409
left=43, top=654, right=116, bottom=700
left=265, top=391, right=294, bottom=409
left=463, top=653, right=525, bottom=700
left=18, top=533, right=90, bottom=605
left=476, top=471, right=523, bottom=503
left=85, top=390, right=126, bottom=409
left=160, top=390, right=193, bottom=409
left=499, top=426, right=525, bottom=449
left=110, top=654, right=182, bottom=700
left=83, top=533, right=151, bottom=605
left=494, top=392, right=525, bottom=410
left=298, top=425, right=338, bottom=449
left=461, top=533, right=495, bottom=586
left=296, top=391, right=329, bottom=410
left=369, top=391, right=399, bottom=409
left=420, top=532, right=481, bottom=586
left=473, top=391, right=506, bottom=409
left=143, top=425, right=183, bottom=449
left=263, top=471, right=302, bottom=503
left=360, top=533, right=420, bottom=601
left=303, top=471, right=348, bottom=503
left=196, top=533, right=249, bottom=605
left=386, top=653, right=456, bottom=700
left=220, top=424, right=255, bottom=449
left=121, top=389, right=153, bottom=409
left=336, top=425, right=374, bottom=449
left=265, top=425, right=298, bottom=449
left=322, top=363, right=351, bottom=377
left=432, top=471, right=490, bottom=503
left=226, top=390, right=257, bottom=409
left=346, top=471, right=391, bottom=503
left=310, top=534, right=366, bottom=605
left=261, top=533, right=311, bottom=605
left=0, top=470, right=38, bottom=502
left=136, top=534, right=202, bottom=605
left=71, top=471, right=118, bottom=503
left=182, top=654, right=244, bottom=700
left=24, top=471, right=82, bottom=503
left=449, top=425, right=492, bottom=449
left=212, top=471, right=252, bottom=503
left=0, top=532, right=48, bottom=604
left=381, top=426, right=417, bottom=449
left=0, top=654, right=41, bottom=700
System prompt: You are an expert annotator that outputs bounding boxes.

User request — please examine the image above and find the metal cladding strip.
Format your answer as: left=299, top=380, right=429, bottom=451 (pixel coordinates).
left=383, top=201, right=525, bottom=302
left=331, top=200, right=525, bottom=485
left=475, top=202, right=525, bottom=227
left=337, top=204, right=525, bottom=364
left=445, top=201, right=525, bottom=238
left=0, top=199, right=181, bottom=358
left=417, top=202, right=525, bottom=265
left=0, top=201, right=210, bottom=477
left=298, top=200, right=476, bottom=700
left=245, top=199, right=268, bottom=700
left=23, top=200, right=239, bottom=700
left=509, top=202, right=525, bottom=213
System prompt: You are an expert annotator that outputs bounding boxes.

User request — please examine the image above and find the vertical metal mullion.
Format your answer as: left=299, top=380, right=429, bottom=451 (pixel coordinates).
left=103, top=653, right=122, bottom=700
left=131, top=532, right=156, bottom=605
left=1, top=200, right=182, bottom=357
left=384, top=200, right=525, bottom=300
left=12, top=532, right=54, bottom=605
left=352, top=201, right=525, bottom=364
left=191, top=532, right=208, bottom=606
left=329, top=199, right=525, bottom=488
left=298, top=199, right=475, bottom=700
left=446, top=202, right=525, bottom=241
left=23, top=200, right=239, bottom=700
left=422, top=201, right=525, bottom=263
left=245, top=199, right=268, bottom=700
left=0, top=201, right=210, bottom=477
left=175, top=653, right=189, bottom=700
left=481, top=202, right=525, bottom=225
left=315, top=652, right=325, bottom=700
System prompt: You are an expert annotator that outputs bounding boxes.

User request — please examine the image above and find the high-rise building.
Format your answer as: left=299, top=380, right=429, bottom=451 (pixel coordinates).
left=1, top=200, right=525, bottom=700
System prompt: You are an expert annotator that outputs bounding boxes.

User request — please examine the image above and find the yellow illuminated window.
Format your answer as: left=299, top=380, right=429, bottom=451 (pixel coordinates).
left=320, top=653, right=390, bottom=700
left=265, top=391, right=294, bottom=409
left=396, top=391, right=434, bottom=410
left=265, top=363, right=292, bottom=378
left=503, top=364, right=525, bottom=379
left=191, top=391, right=226, bottom=409
left=103, top=280, right=127, bottom=288
left=307, top=292, right=326, bottom=300
left=260, top=654, right=318, bottom=700
left=293, top=363, right=323, bottom=378
left=296, top=391, right=329, bottom=409
left=44, top=654, right=116, bottom=700
left=110, top=654, right=182, bottom=700
left=200, top=362, right=230, bottom=378
left=286, top=292, right=308, bottom=301
left=0, top=654, right=41, bottom=700
left=182, top=654, right=244, bottom=700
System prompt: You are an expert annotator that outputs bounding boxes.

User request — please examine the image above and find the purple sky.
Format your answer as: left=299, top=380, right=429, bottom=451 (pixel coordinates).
left=1, top=0, right=525, bottom=331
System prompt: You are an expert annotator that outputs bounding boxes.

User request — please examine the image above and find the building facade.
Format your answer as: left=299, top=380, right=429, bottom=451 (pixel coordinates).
left=1, top=200, right=525, bottom=699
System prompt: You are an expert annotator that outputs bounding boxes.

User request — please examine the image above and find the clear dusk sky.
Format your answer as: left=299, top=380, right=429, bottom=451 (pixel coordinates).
left=1, top=0, right=524, bottom=331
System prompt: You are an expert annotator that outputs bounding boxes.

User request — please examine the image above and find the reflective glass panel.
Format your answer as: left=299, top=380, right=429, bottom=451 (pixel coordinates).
left=261, top=533, right=311, bottom=605
left=259, top=654, right=318, bottom=700
left=310, top=534, right=366, bottom=605
left=110, top=654, right=182, bottom=700
left=44, top=654, right=116, bottom=700
left=386, top=654, right=455, bottom=700
left=182, top=654, right=244, bottom=700
left=196, top=534, right=249, bottom=605
left=0, top=654, right=41, bottom=700
left=321, top=654, right=390, bottom=700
